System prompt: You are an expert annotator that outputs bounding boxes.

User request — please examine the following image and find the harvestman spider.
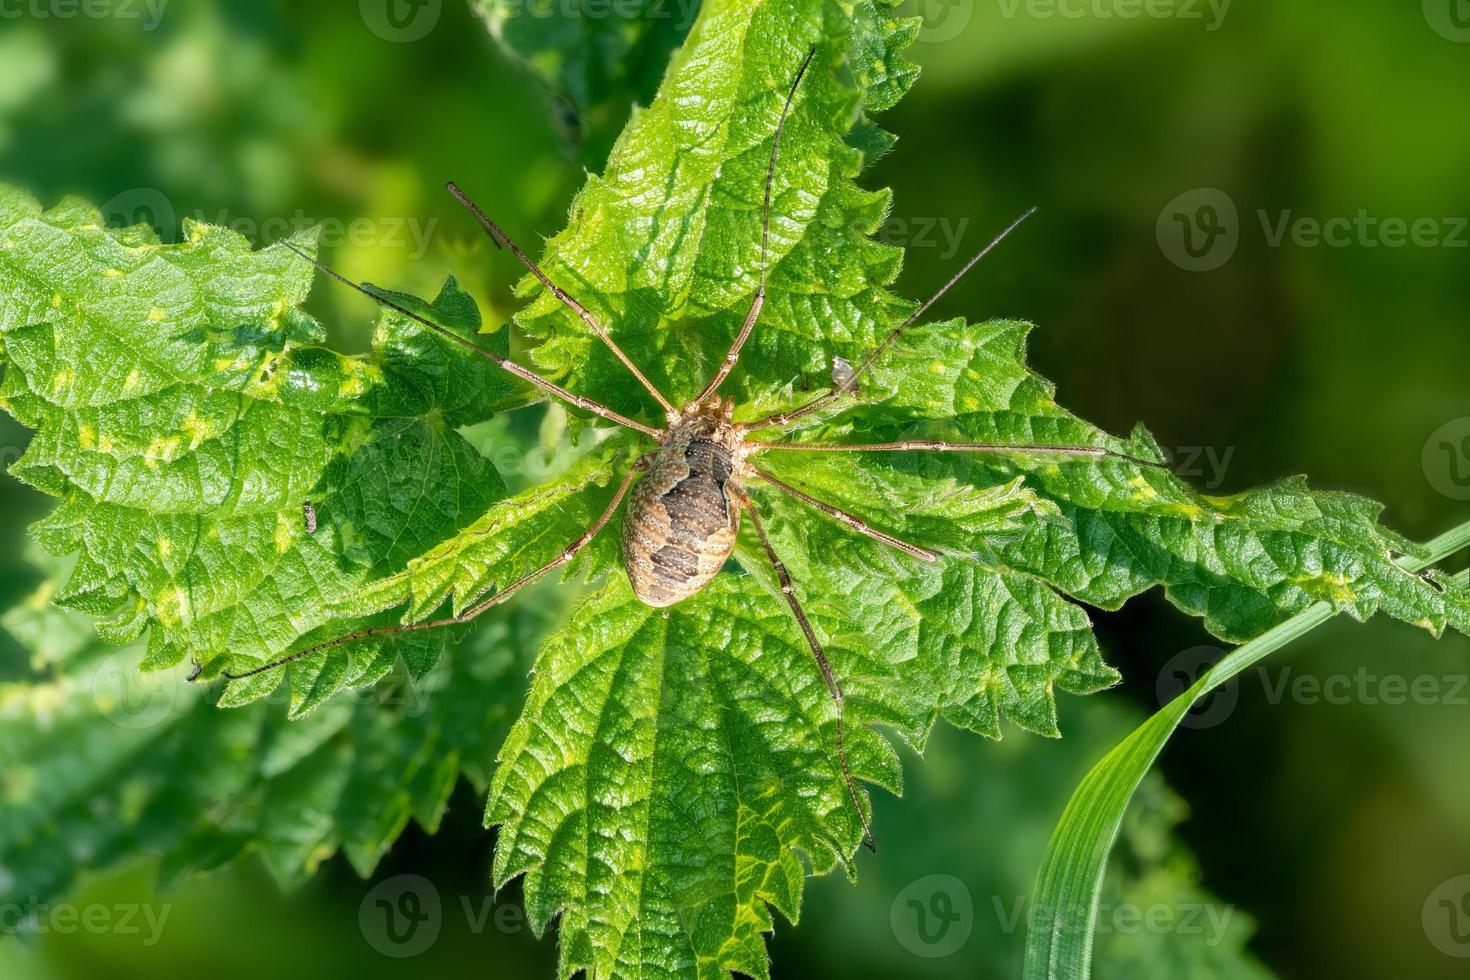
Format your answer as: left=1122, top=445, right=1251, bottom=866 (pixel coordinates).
left=229, top=49, right=1159, bottom=850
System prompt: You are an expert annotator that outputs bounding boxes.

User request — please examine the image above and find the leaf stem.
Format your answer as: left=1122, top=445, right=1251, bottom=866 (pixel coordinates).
left=1021, top=517, right=1470, bottom=980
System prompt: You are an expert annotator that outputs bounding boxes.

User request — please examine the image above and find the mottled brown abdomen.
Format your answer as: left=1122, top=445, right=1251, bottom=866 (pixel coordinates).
left=623, top=420, right=742, bottom=607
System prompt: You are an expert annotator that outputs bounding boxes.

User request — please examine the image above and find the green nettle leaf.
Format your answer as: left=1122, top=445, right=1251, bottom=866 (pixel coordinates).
left=0, top=555, right=546, bottom=910
left=473, top=0, right=694, bottom=119
left=1, top=0, right=1468, bottom=976
left=0, top=185, right=515, bottom=715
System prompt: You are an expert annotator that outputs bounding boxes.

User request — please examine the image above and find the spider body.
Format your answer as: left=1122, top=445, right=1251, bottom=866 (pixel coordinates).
left=623, top=397, right=747, bottom=607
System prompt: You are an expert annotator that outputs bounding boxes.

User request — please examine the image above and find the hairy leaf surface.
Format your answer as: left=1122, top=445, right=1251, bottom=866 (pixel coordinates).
left=0, top=555, right=545, bottom=910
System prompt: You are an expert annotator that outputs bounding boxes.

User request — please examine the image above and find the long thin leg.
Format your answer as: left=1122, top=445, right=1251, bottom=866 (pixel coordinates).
left=750, top=466, right=939, bottom=562
left=691, top=47, right=817, bottom=407
left=446, top=182, right=676, bottom=416
left=282, top=243, right=662, bottom=440
left=741, top=496, right=877, bottom=853
left=223, top=455, right=652, bottom=681
left=743, top=207, right=1038, bottom=432
left=750, top=439, right=1168, bottom=469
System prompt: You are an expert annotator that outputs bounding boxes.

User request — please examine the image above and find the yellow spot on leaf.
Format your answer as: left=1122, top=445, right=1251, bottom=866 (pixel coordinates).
left=180, top=411, right=214, bottom=449
left=143, top=435, right=182, bottom=469
left=158, top=538, right=173, bottom=559
left=154, top=588, right=190, bottom=628
left=274, top=512, right=294, bottom=554
left=1128, top=474, right=1160, bottom=501
left=147, top=307, right=165, bottom=322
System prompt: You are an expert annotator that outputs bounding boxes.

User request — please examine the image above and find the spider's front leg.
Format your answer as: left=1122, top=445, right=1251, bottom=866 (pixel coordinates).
left=222, top=453, right=656, bottom=681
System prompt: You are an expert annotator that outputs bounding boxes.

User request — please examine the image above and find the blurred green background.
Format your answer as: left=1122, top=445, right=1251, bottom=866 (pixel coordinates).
left=1, top=1, right=1468, bottom=978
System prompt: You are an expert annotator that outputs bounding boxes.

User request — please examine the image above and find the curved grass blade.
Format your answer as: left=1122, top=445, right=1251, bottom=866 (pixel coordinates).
left=1022, top=519, right=1470, bottom=980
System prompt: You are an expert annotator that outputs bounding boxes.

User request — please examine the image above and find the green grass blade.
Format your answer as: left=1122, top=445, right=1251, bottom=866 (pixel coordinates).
left=1022, top=520, right=1470, bottom=980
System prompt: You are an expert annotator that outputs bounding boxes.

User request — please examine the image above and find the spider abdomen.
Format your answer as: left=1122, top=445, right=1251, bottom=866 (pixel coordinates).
left=623, top=414, right=744, bottom=607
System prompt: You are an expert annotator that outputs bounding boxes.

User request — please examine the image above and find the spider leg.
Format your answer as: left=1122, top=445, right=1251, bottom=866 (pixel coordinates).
left=739, top=493, right=877, bottom=853
left=282, top=244, right=662, bottom=439
left=743, top=207, right=1037, bottom=433
left=750, top=439, right=1168, bottom=469
left=446, top=182, right=676, bottom=416
left=750, top=465, right=939, bottom=562
left=692, top=46, right=817, bottom=407
left=222, top=454, right=654, bottom=681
